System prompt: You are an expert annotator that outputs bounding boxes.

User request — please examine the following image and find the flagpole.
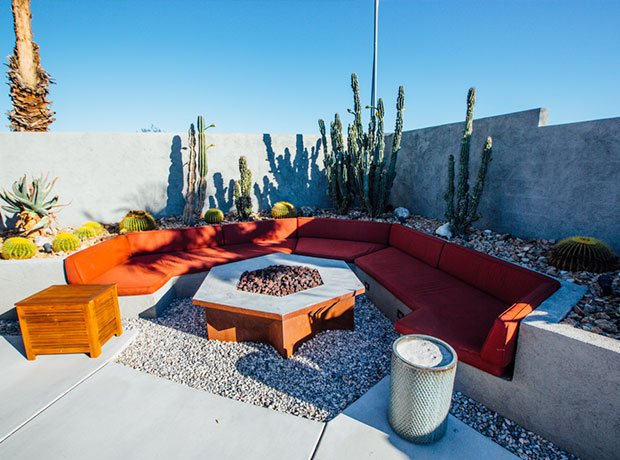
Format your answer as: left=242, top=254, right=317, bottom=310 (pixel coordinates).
left=370, top=0, right=379, bottom=112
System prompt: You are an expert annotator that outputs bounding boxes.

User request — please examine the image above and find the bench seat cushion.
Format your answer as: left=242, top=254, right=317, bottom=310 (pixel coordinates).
left=295, top=237, right=385, bottom=262
left=88, top=240, right=296, bottom=296
left=297, top=217, right=391, bottom=244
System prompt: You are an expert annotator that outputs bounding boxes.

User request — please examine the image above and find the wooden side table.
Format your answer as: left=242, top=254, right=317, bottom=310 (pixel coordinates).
left=15, top=284, right=123, bottom=360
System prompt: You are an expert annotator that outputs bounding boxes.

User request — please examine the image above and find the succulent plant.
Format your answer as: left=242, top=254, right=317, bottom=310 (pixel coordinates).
left=1, top=237, right=37, bottom=259
left=74, top=226, right=98, bottom=239
left=52, top=233, right=80, bottom=253
left=234, top=156, right=253, bottom=220
left=195, top=115, right=216, bottom=218
left=271, top=201, right=297, bottom=219
left=204, top=208, right=224, bottom=224
left=444, top=88, right=493, bottom=236
left=0, top=173, right=64, bottom=236
left=548, top=236, right=618, bottom=273
left=119, top=210, right=157, bottom=233
left=82, top=221, right=104, bottom=234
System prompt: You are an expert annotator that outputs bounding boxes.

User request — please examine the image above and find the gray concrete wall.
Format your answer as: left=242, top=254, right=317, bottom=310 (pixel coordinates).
left=1, top=109, right=619, bottom=251
left=0, top=132, right=328, bottom=229
left=390, top=109, right=620, bottom=252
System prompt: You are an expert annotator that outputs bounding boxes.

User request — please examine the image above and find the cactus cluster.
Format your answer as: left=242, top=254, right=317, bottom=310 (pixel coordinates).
left=52, top=233, right=80, bottom=253
left=0, top=173, right=63, bottom=236
left=318, top=73, right=404, bottom=217
left=204, top=208, right=224, bottom=224
left=443, top=88, right=493, bottom=236
left=548, top=236, right=618, bottom=273
left=119, top=210, right=156, bottom=233
left=271, top=202, right=297, bottom=219
left=1, top=237, right=37, bottom=259
left=234, top=156, right=253, bottom=220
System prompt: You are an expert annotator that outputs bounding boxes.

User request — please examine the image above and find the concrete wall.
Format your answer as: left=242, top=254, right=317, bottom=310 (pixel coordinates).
left=1, top=109, right=619, bottom=250
left=0, top=132, right=328, bottom=229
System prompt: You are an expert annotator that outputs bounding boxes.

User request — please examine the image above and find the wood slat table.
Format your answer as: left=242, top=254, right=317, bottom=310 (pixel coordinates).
left=15, top=284, right=123, bottom=360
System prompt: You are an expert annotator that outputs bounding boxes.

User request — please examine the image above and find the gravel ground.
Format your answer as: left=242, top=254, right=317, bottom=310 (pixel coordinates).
left=110, top=295, right=578, bottom=460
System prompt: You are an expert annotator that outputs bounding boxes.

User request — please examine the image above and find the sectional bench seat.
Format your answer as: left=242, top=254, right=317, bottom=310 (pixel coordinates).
left=63, top=217, right=560, bottom=376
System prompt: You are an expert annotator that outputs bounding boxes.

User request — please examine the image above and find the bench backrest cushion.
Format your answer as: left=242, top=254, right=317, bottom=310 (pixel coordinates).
left=127, top=226, right=223, bottom=257
left=64, top=235, right=132, bottom=284
left=297, top=217, right=390, bottom=244
left=222, top=218, right=297, bottom=245
left=438, top=243, right=559, bottom=305
left=388, top=224, right=446, bottom=267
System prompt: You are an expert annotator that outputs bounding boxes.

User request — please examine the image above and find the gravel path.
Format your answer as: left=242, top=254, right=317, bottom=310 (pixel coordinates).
left=112, top=296, right=579, bottom=460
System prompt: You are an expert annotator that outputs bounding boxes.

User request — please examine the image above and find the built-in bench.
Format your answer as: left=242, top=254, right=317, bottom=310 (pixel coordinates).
left=64, top=217, right=560, bottom=377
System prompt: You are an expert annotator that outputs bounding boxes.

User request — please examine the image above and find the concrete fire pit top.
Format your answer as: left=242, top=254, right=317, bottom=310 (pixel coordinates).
left=193, top=253, right=364, bottom=317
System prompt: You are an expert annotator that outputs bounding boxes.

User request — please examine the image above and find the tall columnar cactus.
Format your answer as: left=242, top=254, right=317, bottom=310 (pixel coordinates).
left=320, top=73, right=404, bottom=218
left=234, top=156, right=253, bottom=220
left=182, top=123, right=197, bottom=225
left=194, top=115, right=215, bottom=217
left=318, top=115, right=352, bottom=214
left=443, top=88, right=493, bottom=235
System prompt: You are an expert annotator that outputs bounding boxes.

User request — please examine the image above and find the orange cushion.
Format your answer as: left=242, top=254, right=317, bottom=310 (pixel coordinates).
left=64, top=235, right=132, bottom=284
left=222, top=219, right=297, bottom=245
left=389, top=224, right=446, bottom=267
left=295, top=237, right=385, bottom=262
left=297, top=217, right=391, bottom=244
left=126, top=226, right=222, bottom=256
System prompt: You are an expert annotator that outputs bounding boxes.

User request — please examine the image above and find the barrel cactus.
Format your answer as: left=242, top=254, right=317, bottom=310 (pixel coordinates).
left=82, top=221, right=104, bottom=234
left=1, top=237, right=37, bottom=259
left=52, top=233, right=80, bottom=253
left=548, top=236, right=617, bottom=273
left=204, top=208, right=224, bottom=224
left=271, top=201, right=297, bottom=219
left=119, top=210, right=156, bottom=233
left=74, top=225, right=98, bottom=239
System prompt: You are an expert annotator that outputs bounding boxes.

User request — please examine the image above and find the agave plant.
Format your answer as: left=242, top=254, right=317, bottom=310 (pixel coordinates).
left=0, top=174, right=63, bottom=236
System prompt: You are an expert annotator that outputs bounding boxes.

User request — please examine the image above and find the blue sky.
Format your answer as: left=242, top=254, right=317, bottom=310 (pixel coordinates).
left=1, top=0, right=618, bottom=133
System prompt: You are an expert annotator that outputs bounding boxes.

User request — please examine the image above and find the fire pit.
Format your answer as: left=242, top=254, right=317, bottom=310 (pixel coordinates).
left=192, top=253, right=365, bottom=358
left=237, top=264, right=323, bottom=296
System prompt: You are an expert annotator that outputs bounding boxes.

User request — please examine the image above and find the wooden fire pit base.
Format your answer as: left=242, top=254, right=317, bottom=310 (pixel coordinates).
left=204, top=295, right=354, bottom=358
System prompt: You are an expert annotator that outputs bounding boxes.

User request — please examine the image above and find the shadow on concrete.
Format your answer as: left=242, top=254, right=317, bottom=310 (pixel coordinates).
left=255, top=134, right=328, bottom=210
left=0, top=213, right=19, bottom=232
left=208, top=173, right=235, bottom=213
left=165, top=135, right=184, bottom=216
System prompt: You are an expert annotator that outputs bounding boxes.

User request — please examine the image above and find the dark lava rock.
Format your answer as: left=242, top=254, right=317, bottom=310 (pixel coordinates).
left=237, top=264, right=323, bottom=296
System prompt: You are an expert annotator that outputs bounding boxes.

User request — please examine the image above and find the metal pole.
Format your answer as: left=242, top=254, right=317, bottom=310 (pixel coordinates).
left=370, top=0, right=379, bottom=111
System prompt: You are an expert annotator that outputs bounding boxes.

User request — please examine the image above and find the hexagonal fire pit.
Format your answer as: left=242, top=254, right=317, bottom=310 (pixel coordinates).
left=192, top=253, right=365, bottom=358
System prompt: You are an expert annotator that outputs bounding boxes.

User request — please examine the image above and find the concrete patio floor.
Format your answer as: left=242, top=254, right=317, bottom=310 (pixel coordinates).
left=0, top=333, right=519, bottom=460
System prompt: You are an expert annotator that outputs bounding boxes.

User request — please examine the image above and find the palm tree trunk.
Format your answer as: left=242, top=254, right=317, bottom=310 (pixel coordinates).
left=7, top=0, right=55, bottom=131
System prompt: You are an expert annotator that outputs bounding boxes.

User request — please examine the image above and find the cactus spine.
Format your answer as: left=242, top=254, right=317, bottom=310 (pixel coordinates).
left=182, top=123, right=197, bottom=225
left=320, top=73, right=404, bottom=217
left=443, top=88, right=493, bottom=235
left=194, top=115, right=215, bottom=218
left=234, top=156, right=253, bottom=220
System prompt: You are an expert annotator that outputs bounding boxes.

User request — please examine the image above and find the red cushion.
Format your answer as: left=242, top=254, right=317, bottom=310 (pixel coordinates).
left=395, top=309, right=505, bottom=377
left=389, top=224, right=446, bottom=267
left=480, top=282, right=560, bottom=368
left=295, top=237, right=385, bottom=262
left=88, top=240, right=296, bottom=296
left=297, top=217, right=390, bottom=244
left=64, top=235, right=132, bottom=284
left=126, top=225, right=223, bottom=257
left=438, top=243, right=560, bottom=304
left=222, top=219, right=297, bottom=245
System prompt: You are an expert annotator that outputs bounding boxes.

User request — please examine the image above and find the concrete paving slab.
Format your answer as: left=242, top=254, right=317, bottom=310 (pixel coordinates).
left=313, top=376, right=518, bottom=460
left=0, top=362, right=324, bottom=460
left=0, top=331, right=136, bottom=442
